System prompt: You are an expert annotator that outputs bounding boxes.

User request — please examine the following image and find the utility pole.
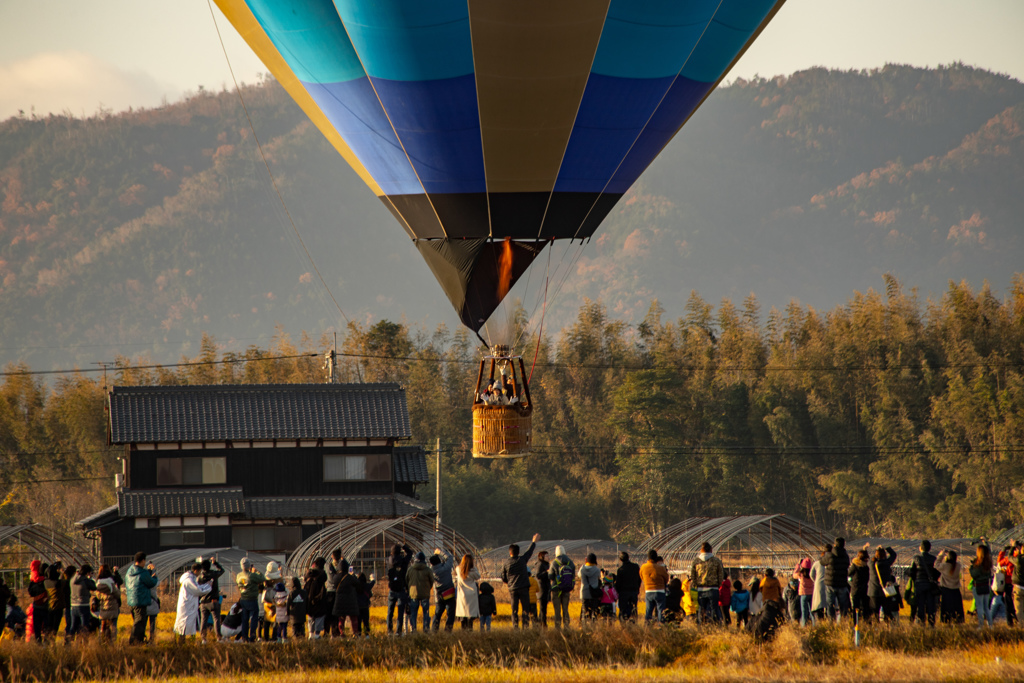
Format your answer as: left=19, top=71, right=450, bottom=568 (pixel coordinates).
left=435, top=437, right=442, bottom=531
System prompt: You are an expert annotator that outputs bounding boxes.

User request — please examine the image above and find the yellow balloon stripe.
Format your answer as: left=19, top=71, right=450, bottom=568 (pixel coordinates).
left=214, top=0, right=383, bottom=197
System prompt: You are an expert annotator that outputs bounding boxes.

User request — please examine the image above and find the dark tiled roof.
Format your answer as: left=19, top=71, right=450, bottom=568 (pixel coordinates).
left=75, top=504, right=119, bottom=529
left=393, top=446, right=429, bottom=483
left=245, top=494, right=432, bottom=519
left=118, top=487, right=245, bottom=517
left=108, top=383, right=411, bottom=443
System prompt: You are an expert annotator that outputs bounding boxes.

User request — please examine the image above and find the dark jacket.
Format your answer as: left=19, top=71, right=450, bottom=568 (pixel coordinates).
left=848, top=558, right=869, bottom=597
left=478, top=581, right=497, bottom=617
left=868, top=548, right=897, bottom=599
left=430, top=552, right=455, bottom=598
left=910, top=551, right=937, bottom=586
left=198, top=562, right=224, bottom=604
left=386, top=545, right=414, bottom=594
left=326, top=559, right=344, bottom=593
left=304, top=567, right=329, bottom=617
left=288, top=588, right=308, bottom=622
left=969, top=562, right=993, bottom=594
left=407, top=560, right=433, bottom=601
left=501, top=542, right=536, bottom=592
left=1008, top=551, right=1024, bottom=587
left=535, top=558, right=551, bottom=593
left=71, top=575, right=96, bottom=607
left=615, top=559, right=642, bottom=597
left=821, top=546, right=850, bottom=588
left=332, top=570, right=359, bottom=618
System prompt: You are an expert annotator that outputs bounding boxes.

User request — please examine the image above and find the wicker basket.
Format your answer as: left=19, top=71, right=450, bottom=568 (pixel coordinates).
left=472, top=404, right=532, bottom=458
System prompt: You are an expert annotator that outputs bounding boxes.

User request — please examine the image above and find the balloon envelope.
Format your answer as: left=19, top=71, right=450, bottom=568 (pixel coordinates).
left=216, top=0, right=785, bottom=331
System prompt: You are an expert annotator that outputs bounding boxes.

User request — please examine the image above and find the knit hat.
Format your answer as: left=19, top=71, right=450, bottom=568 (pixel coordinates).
left=275, top=582, right=285, bottom=591
left=416, top=552, right=426, bottom=562
left=241, top=558, right=253, bottom=572
left=266, top=561, right=282, bottom=580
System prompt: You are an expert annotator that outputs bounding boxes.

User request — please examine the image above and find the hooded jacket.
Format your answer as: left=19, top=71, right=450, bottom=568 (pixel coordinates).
left=173, top=571, right=211, bottom=636
left=690, top=551, right=724, bottom=588
left=793, top=558, right=814, bottom=596
left=578, top=562, right=602, bottom=600
left=407, top=559, right=434, bottom=601
left=848, top=557, right=869, bottom=596
left=125, top=564, right=158, bottom=607
left=759, top=574, right=783, bottom=603
left=549, top=552, right=577, bottom=595
left=71, top=573, right=96, bottom=607
left=501, top=542, right=537, bottom=592
left=821, top=545, right=851, bottom=588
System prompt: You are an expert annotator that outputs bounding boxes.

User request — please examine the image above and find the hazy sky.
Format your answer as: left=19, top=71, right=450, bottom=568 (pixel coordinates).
left=1, top=0, right=1022, bottom=121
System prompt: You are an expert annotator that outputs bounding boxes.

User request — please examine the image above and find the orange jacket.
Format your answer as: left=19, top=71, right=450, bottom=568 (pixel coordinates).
left=640, top=561, right=670, bottom=592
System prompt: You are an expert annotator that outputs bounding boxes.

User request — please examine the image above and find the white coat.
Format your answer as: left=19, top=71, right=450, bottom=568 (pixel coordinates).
left=455, top=566, right=480, bottom=618
left=809, top=560, right=827, bottom=613
left=174, top=571, right=212, bottom=636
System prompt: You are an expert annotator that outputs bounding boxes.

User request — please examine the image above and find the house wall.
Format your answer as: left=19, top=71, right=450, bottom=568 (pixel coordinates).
left=127, top=446, right=397, bottom=496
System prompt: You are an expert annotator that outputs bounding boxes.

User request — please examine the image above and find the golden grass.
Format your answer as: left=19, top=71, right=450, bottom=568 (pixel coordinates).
left=4, top=620, right=1024, bottom=682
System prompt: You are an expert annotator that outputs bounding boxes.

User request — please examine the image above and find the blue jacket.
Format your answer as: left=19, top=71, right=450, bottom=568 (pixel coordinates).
left=125, top=565, right=158, bottom=607
left=731, top=590, right=750, bottom=613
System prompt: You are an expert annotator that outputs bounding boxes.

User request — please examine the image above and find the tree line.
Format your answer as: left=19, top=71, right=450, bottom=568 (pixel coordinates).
left=2, top=276, right=1023, bottom=547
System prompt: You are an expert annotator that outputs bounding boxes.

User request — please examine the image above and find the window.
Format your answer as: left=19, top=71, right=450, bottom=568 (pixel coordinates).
left=156, top=457, right=227, bottom=486
left=159, top=529, right=205, bottom=546
left=323, top=453, right=391, bottom=481
left=232, top=526, right=302, bottom=551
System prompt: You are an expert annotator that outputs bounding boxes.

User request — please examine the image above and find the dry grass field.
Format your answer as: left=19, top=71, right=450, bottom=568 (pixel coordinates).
left=3, top=610, right=1024, bottom=682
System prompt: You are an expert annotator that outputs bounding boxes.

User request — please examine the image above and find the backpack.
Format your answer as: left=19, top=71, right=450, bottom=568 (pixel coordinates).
left=555, top=562, right=575, bottom=593
left=995, top=569, right=1007, bottom=593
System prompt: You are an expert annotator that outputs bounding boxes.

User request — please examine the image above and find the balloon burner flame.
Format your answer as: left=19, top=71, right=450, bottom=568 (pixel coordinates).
left=497, top=237, right=514, bottom=301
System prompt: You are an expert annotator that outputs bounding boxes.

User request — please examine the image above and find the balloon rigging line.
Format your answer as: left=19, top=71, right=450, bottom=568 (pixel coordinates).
left=528, top=251, right=550, bottom=385
left=570, top=0, right=725, bottom=240
left=514, top=241, right=552, bottom=351
left=206, top=0, right=349, bottom=327
left=0, top=352, right=319, bottom=377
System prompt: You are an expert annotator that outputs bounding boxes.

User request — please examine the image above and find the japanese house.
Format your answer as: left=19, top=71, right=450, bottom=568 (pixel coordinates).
left=76, top=383, right=431, bottom=562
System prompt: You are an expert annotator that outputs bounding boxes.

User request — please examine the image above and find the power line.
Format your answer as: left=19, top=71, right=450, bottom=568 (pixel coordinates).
left=2, top=476, right=108, bottom=485
left=0, top=352, right=318, bottom=378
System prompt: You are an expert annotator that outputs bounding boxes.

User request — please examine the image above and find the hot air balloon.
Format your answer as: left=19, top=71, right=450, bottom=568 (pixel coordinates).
left=214, top=0, right=785, bottom=457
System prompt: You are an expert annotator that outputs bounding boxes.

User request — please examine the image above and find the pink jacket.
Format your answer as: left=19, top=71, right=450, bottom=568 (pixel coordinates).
left=793, top=558, right=814, bottom=596
left=601, top=586, right=618, bottom=605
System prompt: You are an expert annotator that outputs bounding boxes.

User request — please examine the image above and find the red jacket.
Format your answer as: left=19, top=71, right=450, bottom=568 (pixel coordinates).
left=718, top=579, right=732, bottom=606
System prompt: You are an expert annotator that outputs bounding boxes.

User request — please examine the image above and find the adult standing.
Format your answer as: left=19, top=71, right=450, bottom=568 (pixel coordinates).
left=332, top=559, right=360, bottom=636
left=1008, top=541, right=1024, bottom=626
left=386, top=543, right=414, bottom=635
left=614, top=551, right=642, bottom=622
left=93, top=565, right=121, bottom=641
left=578, top=553, right=602, bottom=621
left=304, top=558, right=329, bottom=638
left=535, top=550, right=552, bottom=627
left=936, top=549, right=964, bottom=624
left=640, top=549, right=670, bottom=624
left=325, top=549, right=343, bottom=637
left=174, top=563, right=212, bottom=638
left=197, top=556, right=224, bottom=639
left=406, top=552, right=433, bottom=632
left=501, top=533, right=540, bottom=629
left=970, top=542, right=994, bottom=627
left=548, top=545, right=576, bottom=629
left=124, top=552, right=158, bottom=644
left=820, top=537, right=851, bottom=622
left=690, top=542, right=725, bottom=625
left=58, top=565, right=75, bottom=639
left=809, top=549, right=828, bottom=623
left=868, top=546, right=898, bottom=622
left=848, top=547, right=871, bottom=623
left=235, top=557, right=265, bottom=642
left=793, top=558, right=814, bottom=626
left=68, top=564, right=96, bottom=637
left=455, top=554, right=480, bottom=630
left=429, top=549, right=457, bottom=632
left=909, top=540, right=937, bottom=626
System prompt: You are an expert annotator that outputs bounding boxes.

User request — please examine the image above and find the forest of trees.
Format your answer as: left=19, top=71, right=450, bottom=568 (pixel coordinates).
left=3, top=276, right=1023, bottom=547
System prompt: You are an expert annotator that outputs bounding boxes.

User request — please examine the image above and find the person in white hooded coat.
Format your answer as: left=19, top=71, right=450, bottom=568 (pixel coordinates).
left=174, top=563, right=212, bottom=637
left=809, top=552, right=828, bottom=621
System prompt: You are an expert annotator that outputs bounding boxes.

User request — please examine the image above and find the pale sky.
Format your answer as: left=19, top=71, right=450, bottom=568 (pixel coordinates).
left=1, top=0, right=1022, bottom=121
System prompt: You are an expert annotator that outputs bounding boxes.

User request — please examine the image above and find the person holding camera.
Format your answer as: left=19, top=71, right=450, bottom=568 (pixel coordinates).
left=235, top=558, right=265, bottom=642
left=174, top=563, right=212, bottom=638
left=125, top=552, right=158, bottom=644
left=909, top=540, right=937, bottom=625
left=1007, top=540, right=1024, bottom=625
left=197, top=556, right=224, bottom=640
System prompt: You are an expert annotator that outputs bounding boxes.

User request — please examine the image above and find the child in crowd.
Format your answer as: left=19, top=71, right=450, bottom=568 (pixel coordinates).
left=600, top=576, right=618, bottom=619
left=528, top=569, right=539, bottom=624
left=478, top=582, right=497, bottom=631
left=220, top=602, right=244, bottom=640
left=274, top=582, right=289, bottom=641
left=730, top=580, right=750, bottom=629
